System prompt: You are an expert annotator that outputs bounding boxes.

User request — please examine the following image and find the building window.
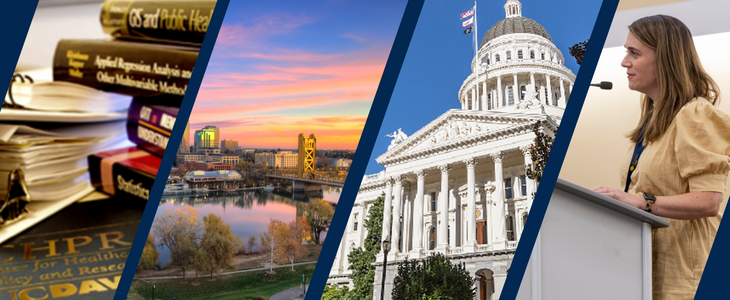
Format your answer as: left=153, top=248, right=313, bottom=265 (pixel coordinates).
left=448, top=225, right=451, bottom=244
left=520, top=175, right=527, bottom=197
left=488, top=94, right=492, bottom=110
left=353, top=221, right=358, bottom=231
left=523, top=212, right=529, bottom=226
left=505, top=178, right=513, bottom=199
left=508, top=87, right=514, bottom=105
left=429, top=227, right=436, bottom=250
left=431, top=192, right=437, bottom=211
left=541, top=53, right=545, bottom=60
left=530, top=51, right=535, bottom=59
left=520, top=86, right=526, bottom=100
left=506, top=216, right=515, bottom=241
left=506, top=51, right=512, bottom=60
left=495, top=54, right=500, bottom=62
left=518, top=50, right=523, bottom=59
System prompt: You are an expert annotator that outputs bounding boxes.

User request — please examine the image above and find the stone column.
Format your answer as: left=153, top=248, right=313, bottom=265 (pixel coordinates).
left=390, top=176, right=403, bottom=258
left=485, top=184, right=496, bottom=244
left=410, top=170, right=427, bottom=258
left=470, top=86, right=476, bottom=110
left=570, top=82, right=573, bottom=92
left=436, top=164, right=452, bottom=253
left=497, top=76, right=503, bottom=107
left=378, top=177, right=393, bottom=262
left=482, top=80, right=488, bottom=111
left=490, top=152, right=507, bottom=250
left=546, top=75, right=553, bottom=106
left=513, top=73, right=519, bottom=103
left=530, top=72, right=536, bottom=88
left=401, top=182, right=411, bottom=252
left=520, top=145, right=536, bottom=210
left=464, top=158, right=478, bottom=252
left=559, top=77, right=566, bottom=107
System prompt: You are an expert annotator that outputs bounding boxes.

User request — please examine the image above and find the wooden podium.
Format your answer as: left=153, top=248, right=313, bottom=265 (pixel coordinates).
left=516, top=178, right=669, bottom=300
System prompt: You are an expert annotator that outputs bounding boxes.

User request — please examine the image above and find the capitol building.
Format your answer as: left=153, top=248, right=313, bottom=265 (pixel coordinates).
left=327, top=1, right=574, bottom=299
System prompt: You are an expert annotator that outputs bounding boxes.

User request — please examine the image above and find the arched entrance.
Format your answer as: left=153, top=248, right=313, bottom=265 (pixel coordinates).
left=476, top=269, right=495, bottom=300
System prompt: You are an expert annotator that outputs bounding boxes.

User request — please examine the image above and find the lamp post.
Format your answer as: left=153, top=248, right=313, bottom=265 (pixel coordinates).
left=152, top=284, right=155, bottom=300
left=380, top=235, right=391, bottom=300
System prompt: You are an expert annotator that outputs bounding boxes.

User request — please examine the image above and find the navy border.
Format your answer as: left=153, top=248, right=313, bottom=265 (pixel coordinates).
left=0, top=1, right=38, bottom=114
left=497, top=0, right=619, bottom=299
left=112, top=1, right=231, bottom=298
left=304, top=0, right=426, bottom=299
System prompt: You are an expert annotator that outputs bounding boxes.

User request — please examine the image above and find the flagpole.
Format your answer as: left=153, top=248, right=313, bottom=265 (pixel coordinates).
left=474, top=1, right=479, bottom=110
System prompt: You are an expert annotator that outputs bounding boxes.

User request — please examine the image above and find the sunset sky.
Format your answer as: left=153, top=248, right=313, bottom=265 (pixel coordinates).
left=191, top=0, right=408, bottom=150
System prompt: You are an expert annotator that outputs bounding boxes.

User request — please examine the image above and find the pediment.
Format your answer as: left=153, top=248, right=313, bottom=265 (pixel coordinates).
left=376, top=109, right=556, bottom=166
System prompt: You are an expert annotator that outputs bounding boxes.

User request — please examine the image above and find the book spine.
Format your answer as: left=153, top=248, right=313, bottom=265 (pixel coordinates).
left=53, top=39, right=198, bottom=98
left=127, top=120, right=171, bottom=157
left=100, top=0, right=216, bottom=45
left=128, top=99, right=179, bottom=130
left=89, top=154, right=156, bottom=200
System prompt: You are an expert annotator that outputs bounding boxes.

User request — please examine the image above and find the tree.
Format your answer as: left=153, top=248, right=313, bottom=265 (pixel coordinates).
left=200, top=229, right=236, bottom=278
left=391, top=253, right=475, bottom=300
left=151, top=206, right=202, bottom=276
left=287, top=217, right=311, bottom=269
left=138, top=234, right=159, bottom=271
left=322, top=284, right=350, bottom=300
left=346, top=194, right=384, bottom=300
left=248, top=236, right=257, bottom=254
left=170, top=232, right=197, bottom=279
left=269, top=218, right=310, bottom=271
left=260, top=232, right=275, bottom=272
left=200, top=214, right=238, bottom=278
left=304, top=198, right=335, bottom=244
left=525, top=121, right=554, bottom=183
left=569, top=40, right=589, bottom=65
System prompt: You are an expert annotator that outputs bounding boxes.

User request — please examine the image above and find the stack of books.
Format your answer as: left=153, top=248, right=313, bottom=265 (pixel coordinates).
left=77, top=0, right=216, bottom=201
left=0, top=0, right=215, bottom=241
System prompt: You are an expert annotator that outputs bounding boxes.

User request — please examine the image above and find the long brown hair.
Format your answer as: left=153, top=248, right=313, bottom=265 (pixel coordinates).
left=627, top=15, right=720, bottom=143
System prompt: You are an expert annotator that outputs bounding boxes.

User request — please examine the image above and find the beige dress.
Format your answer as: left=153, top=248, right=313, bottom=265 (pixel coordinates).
left=619, top=98, right=730, bottom=300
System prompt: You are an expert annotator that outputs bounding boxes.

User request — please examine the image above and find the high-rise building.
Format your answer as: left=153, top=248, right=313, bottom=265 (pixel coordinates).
left=194, top=125, right=220, bottom=150
left=178, top=121, right=191, bottom=153
left=297, top=133, right=316, bottom=177
left=221, top=139, right=238, bottom=153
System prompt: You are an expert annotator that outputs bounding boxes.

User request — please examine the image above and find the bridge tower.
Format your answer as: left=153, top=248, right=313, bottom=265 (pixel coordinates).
left=297, top=133, right=316, bottom=178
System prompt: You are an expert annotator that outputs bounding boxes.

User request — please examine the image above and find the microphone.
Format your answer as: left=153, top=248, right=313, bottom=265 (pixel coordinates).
left=590, top=81, right=612, bottom=90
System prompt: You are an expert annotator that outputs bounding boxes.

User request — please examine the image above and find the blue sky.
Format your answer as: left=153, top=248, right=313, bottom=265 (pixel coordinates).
left=364, top=0, right=603, bottom=174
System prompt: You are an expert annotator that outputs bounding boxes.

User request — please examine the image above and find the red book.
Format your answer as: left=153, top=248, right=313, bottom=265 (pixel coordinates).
left=88, top=146, right=161, bottom=200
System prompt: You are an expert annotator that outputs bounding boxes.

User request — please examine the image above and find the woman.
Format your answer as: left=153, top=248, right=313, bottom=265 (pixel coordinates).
left=592, top=15, right=730, bottom=300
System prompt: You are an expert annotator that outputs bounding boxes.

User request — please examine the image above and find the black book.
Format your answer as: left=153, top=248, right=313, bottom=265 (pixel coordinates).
left=0, top=198, right=145, bottom=299
left=101, top=0, right=217, bottom=46
left=53, top=39, right=198, bottom=98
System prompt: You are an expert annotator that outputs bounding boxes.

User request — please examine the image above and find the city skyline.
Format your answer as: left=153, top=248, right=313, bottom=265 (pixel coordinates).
left=190, top=1, right=408, bottom=150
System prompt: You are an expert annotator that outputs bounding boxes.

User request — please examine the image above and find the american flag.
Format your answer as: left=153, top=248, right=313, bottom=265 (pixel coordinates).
left=460, top=7, right=474, bottom=19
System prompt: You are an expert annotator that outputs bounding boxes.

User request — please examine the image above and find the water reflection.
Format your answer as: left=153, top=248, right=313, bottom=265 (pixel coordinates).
left=155, top=186, right=341, bottom=266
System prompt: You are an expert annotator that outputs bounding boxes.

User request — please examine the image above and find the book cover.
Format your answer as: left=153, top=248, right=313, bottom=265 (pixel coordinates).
left=88, top=147, right=161, bottom=200
left=53, top=39, right=198, bottom=98
left=126, top=101, right=178, bottom=157
left=100, top=0, right=216, bottom=45
left=0, top=197, right=145, bottom=299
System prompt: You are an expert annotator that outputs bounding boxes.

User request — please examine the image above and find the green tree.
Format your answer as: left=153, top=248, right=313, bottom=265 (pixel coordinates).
left=391, top=253, right=475, bottom=300
left=322, top=284, right=350, bottom=300
left=138, top=234, right=159, bottom=271
left=305, top=198, right=335, bottom=244
left=525, top=121, right=554, bottom=183
left=346, top=194, right=384, bottom=300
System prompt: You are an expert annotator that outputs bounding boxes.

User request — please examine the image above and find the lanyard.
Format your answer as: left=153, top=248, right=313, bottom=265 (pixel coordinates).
left=624, top=131, right=646, bottom=192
